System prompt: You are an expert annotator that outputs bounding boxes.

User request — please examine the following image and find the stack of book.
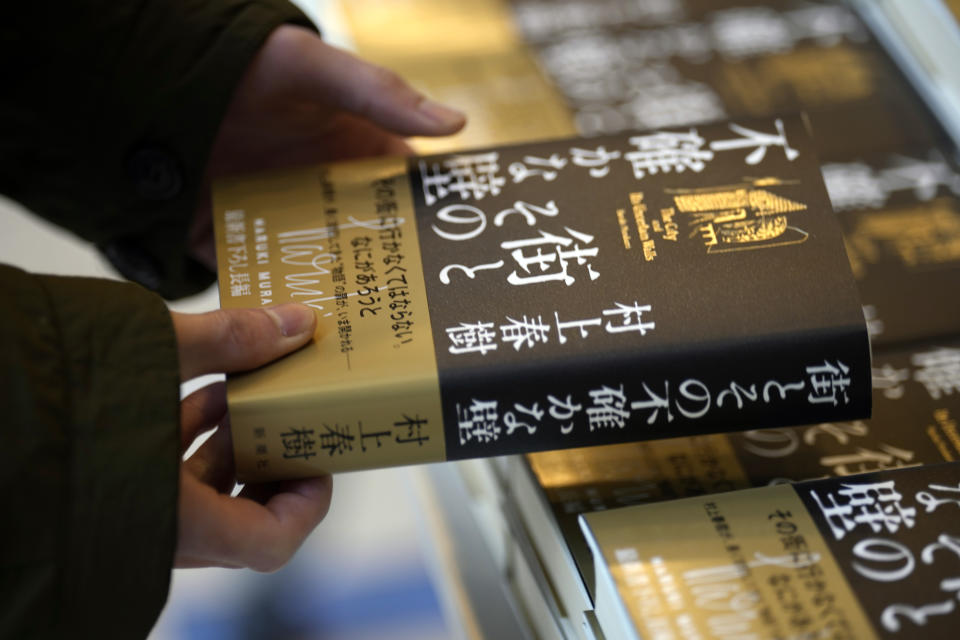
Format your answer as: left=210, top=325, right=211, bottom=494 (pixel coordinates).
left=485, top=337, right=960, bottom=638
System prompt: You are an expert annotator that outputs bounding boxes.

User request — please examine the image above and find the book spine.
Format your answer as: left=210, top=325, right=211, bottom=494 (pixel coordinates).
left=230, top=375, right=446, bottom=482
left=440, top=326, right=872, bottom=461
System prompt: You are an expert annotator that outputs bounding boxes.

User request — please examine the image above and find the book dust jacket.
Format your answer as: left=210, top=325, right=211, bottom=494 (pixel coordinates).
left=213, top=115, right=870, bottom=481
left=580, top=461, right=960, bottom=639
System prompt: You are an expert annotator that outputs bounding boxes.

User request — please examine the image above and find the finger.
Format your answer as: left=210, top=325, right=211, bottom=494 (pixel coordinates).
left=280, top=28, right=465, bottom=137
left=172, top=304, right=316, bottom=380
left=253, top=476, right=333, bottom=569
left=307, top=113, right=415, bottom=161
left=236, top=480, right=279, bottom=506
left=183, top=421, right=237, bottom=495
left=179, top=382, right=228, bottom=453
left=176, top=473, right=333, bottom=571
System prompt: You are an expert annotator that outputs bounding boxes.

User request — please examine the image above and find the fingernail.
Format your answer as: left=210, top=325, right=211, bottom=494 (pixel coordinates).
left=265, top=304, right=316, bottom=337
left=418, top=99, right=466, bottom=129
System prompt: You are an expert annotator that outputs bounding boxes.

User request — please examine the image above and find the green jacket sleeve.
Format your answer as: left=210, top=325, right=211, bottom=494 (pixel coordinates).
left=0, top=264, right=180, bottom=638
left=1, top=0, right=314, bottom=299
left=1, top=1, right=319, bottom=635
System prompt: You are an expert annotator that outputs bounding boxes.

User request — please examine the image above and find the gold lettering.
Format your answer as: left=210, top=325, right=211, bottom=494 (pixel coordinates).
left=643, top=239, right=658, bottom=262
left=936, top=409, right=960, bottom=458
left=617, top=208, right=632, bottom=249
left=660, top=207, right=679, bottom=241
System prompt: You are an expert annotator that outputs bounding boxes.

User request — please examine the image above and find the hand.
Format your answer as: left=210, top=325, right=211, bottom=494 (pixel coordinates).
left=189, top=25, right=467, bottom=269
left=172, top=303, right=330, bottom=571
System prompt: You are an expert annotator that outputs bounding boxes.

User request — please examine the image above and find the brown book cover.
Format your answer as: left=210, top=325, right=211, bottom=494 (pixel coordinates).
left=213, top=116, right=869, bottom=481
left=581, top=460, right=960, bottom=639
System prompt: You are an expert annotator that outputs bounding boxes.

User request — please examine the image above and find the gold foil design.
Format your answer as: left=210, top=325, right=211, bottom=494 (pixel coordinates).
left=616, top=208, right=631, bottom=249
left=619, top=194, right=682, bottom=262
left=672, top=179, right=809, bottom=252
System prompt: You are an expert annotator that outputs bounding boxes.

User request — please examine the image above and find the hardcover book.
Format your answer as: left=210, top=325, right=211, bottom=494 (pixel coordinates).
left=213, top=115, right=870, bottom=481
left=510, top=337, right=960, bottom=631
left=580, top=460, right=960, bottom=639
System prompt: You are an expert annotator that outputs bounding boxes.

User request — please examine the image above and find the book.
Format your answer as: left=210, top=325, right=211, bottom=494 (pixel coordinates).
left=580, top=460, right=960, bottom=639
left=509, top=0, right=943, bottom=158
left=213, top=115, right=870, bottom=481
left=824, top=146, right=960, bottom=347
left=509, top=336, right=960, bottom=633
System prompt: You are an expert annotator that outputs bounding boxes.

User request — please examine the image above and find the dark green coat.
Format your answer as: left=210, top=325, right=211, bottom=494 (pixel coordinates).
left=1, top=1, right=312, bottom=636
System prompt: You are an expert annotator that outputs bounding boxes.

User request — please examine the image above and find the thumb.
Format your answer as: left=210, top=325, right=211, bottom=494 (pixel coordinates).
left=173, top=304, right=317, bottom=381
left=282, top=28, right=466, bottom=137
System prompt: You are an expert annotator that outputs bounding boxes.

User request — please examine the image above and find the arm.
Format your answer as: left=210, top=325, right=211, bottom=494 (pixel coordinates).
left=2, top=1, right=316, bottom=299
left=0, top=264, right=180, bottom=637
left=1, top=3, right=464, bottom=299
left=0, top=264, right=329, bottom=636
